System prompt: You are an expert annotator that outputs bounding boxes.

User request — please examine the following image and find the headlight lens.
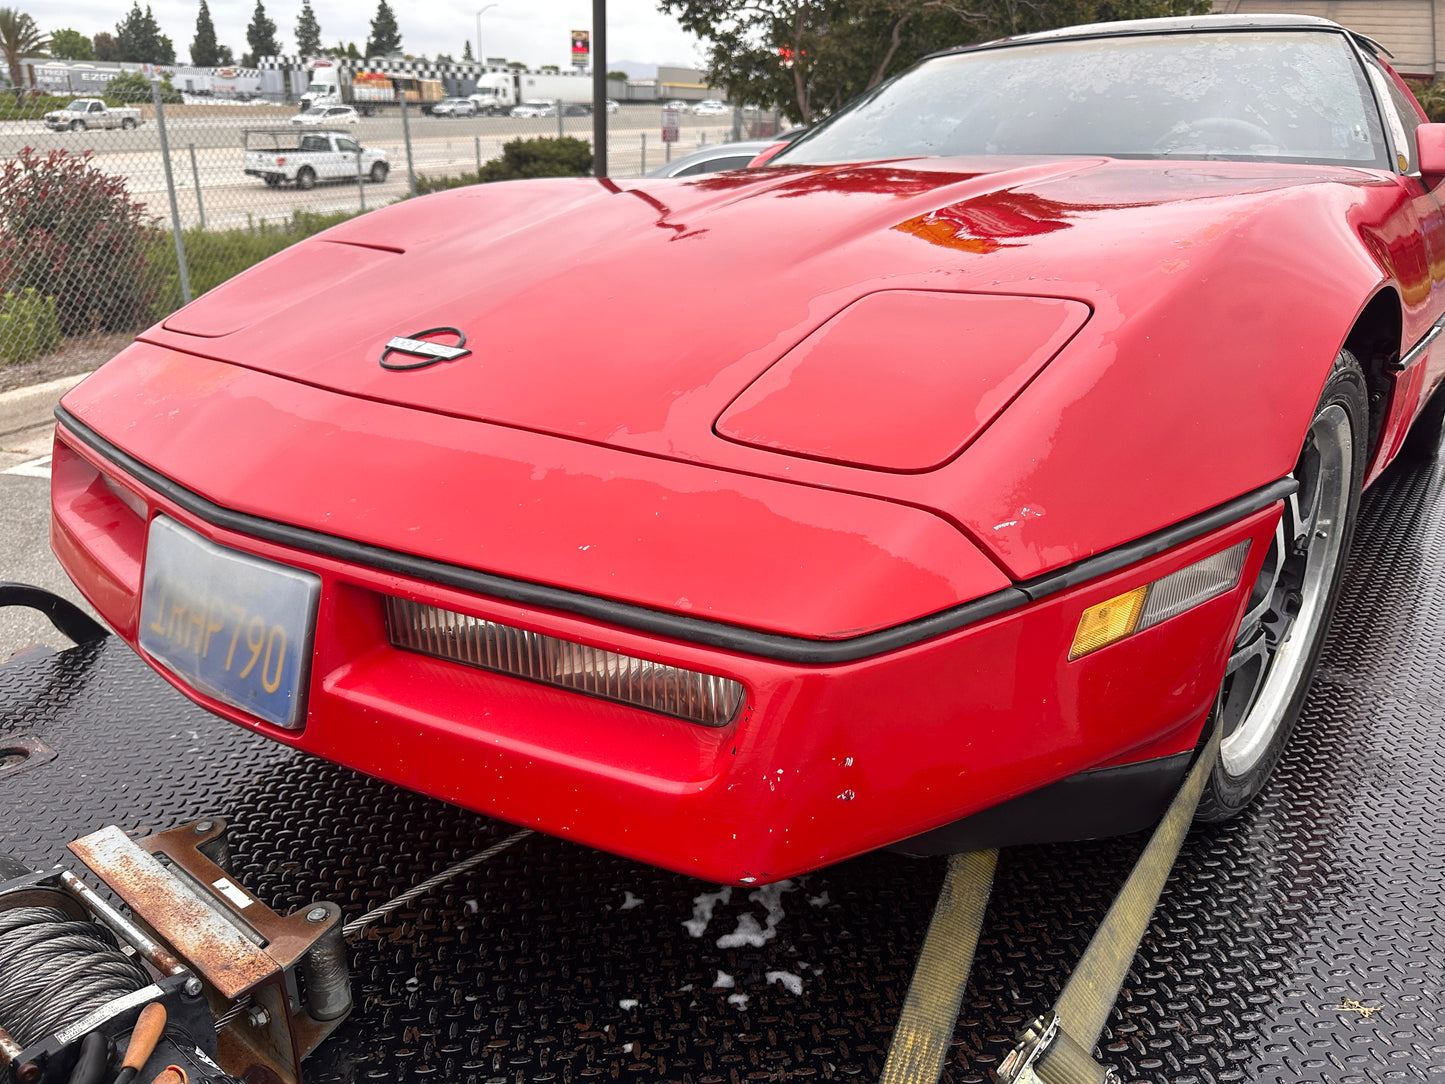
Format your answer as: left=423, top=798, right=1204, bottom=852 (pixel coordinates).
left=386, top=597, right=746, bottom=727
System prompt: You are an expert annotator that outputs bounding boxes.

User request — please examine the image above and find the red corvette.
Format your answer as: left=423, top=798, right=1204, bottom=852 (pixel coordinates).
left=51, top=15, right=1445, bottom=884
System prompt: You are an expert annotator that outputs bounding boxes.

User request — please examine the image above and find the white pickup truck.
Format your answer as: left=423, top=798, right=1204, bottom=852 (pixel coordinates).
left=44, top=99, right=142, bottom=131
left=243, top=129, right=389, bottom=189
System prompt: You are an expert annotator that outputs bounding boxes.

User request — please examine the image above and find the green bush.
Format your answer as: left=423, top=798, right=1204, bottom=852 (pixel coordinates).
left=1413, top=80, right=1445, bottom=122
left=148, top=210, right=360, bottom=318
left=0, top=94, right=75, bottom=122
left=105, top=70, right=183, bottom=105
left=0, top=288, right=62, bottom=365
left=414, top=136, right=595, bottom=194
left=481, top=136, right=594, bottom=181
left=0, top=148, right=160, bottom=336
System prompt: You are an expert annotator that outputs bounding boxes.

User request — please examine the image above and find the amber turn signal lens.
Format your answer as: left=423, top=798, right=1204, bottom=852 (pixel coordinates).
left=1069, top=585, right=1148, bottom=660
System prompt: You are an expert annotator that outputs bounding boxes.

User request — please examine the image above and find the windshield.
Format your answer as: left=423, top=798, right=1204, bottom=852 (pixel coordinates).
left=305, top=83, right=329, bottom=94
left=775, top=30, right=1389, bottom=169
left=302, top=107, right=326, bottom=115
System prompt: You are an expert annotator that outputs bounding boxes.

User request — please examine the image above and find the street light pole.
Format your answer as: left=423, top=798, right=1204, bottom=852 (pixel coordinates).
left=475, top=4, right=497, bottom=69
left=592, top=0, right=606, bottom=177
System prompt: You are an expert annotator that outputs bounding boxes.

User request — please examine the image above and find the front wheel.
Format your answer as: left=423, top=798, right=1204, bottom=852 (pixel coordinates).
left=1196, top=349, right=1367, bottom=820
left=70, top=119, right=86, bottom=131
left=296, top=166, right=316, bottom=190
left=369, top=161, right=388, bottom=183
left=121, top=118, right=136, bottom=130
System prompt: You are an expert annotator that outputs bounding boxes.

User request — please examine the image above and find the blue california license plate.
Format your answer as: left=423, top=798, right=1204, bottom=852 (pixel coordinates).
left=139, top=517, right=320, bottom=729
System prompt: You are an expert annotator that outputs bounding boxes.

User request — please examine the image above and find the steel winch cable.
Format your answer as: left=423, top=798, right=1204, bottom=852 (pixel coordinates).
left=340, top=829, right=533, bottom=939
left=0, top=906, right=150, bottom=1049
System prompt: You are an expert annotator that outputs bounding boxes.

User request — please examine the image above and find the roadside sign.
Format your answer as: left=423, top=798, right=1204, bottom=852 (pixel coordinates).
left=662, top=107, right=679, bottom=143
left=571, top=30, right=590, bottom=69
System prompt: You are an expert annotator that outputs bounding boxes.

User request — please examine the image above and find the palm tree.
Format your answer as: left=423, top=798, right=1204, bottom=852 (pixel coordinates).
left=0, top=9, right=49, bottom=104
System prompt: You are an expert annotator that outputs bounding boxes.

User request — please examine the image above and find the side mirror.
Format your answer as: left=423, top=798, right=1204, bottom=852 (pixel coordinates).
left=1415, top=123, right=1445, bottom=186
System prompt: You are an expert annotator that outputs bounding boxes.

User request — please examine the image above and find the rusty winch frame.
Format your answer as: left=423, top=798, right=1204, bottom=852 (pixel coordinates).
left=0, top=817, right=349, bottom=1084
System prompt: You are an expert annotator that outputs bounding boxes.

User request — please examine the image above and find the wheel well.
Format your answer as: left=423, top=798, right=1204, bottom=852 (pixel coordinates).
left=1342, top=288, right=1401, bottom=463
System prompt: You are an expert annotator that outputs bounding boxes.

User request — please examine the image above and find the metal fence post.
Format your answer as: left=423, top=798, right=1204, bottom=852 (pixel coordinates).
left=187, top=143, right=205, bottom=229
left=557, top=99, right=564, bottom=140
left=399, top=92, right=417, bottom=198
left=152, top=82, right=191, bottom=305
left=475, top=135, right=482, bottom=178
left=732, top=105, right=742, bottom=143
left=355, top=149, right=366, bottom=212
left=640, top=132, right=646, bottom=174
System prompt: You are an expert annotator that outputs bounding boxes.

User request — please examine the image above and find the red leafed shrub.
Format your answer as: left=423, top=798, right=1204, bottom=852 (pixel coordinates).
left=0, top=147, right=160, bottom=336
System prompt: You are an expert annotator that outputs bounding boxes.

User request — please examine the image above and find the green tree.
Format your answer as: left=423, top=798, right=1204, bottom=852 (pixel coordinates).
left=462, top=39, right=474, bottom=62
left=660, top=0, right=1210, bottom=124
left=190, top=0, right=221, bottom=66
left=0, top=7, right=48, bottom=99
left=364, top=0, right=400, bottom=58
left=242, top=0, right=279, bottom=66
left=114, top=3, right=175, bottom=64
left=540, top=63, right=559, bottom=73
left=92, top=31, right=118, bottom=60
left=49, top=27, right=93, bottom=59
left=606, top=69, right=627, bottom=81
left=295, top=1, right=321, bottom=57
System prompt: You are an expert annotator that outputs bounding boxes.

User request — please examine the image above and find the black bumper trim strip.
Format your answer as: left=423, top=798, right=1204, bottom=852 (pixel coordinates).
left=55, top=406, right=1291, bottom=664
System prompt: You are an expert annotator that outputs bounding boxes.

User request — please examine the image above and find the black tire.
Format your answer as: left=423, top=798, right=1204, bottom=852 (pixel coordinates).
left=296, top=166, right=316, bottom=190
left=121, top=118, right=136, bottom=130
left=369, top=161, right=388, bottom=183
left=1400, top=377, right=1445, bottom=461
left=264, top=174, right=281, bottom=187
left=70, top=119, right=85, bottom=131
left=1196, top=349, right=1368, bottom=821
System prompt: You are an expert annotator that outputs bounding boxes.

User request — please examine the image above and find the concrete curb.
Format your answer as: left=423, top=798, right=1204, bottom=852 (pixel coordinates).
left=0, top=375, right=88, bottom=440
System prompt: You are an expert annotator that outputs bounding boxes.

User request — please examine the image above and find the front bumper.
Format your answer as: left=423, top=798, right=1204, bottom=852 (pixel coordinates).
left=51, top=410, right=1279, bottom=883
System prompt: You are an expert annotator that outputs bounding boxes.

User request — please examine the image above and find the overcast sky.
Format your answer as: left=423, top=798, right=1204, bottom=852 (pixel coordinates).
left=39, top=0, right=709, bottom=70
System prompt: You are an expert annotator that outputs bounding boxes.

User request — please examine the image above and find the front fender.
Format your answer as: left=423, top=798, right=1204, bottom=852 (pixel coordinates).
left=948, top=179, right=1402, bottom=579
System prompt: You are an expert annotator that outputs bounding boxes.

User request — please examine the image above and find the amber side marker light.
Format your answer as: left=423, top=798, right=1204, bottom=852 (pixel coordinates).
left=1068, top=540, right=1251, bottom=660
left=386, top=597, right=746, bottom=727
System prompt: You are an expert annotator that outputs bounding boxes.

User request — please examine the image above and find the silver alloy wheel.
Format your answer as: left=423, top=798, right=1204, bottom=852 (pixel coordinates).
left=1217, top=404, right=1353, bottom=777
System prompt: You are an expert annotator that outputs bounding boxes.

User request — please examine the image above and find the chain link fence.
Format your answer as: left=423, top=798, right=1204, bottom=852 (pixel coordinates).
left=0, top=88, right=782, bottom=387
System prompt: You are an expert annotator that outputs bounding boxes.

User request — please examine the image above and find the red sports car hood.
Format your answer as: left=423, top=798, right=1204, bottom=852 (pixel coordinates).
left=146, top=156, right=1370, bottom=467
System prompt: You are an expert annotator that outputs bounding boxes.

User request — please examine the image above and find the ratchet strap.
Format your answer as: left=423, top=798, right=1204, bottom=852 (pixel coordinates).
left=881, top=721, right=1222, bottom=1084
left=879, top=849, right=998, bottom=1084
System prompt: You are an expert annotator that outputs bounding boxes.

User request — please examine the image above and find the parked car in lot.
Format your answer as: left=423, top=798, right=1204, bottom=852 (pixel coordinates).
left=243, top=128, right=388, bottom=188
left=646, top=139, right=778, bottom=177
left=692, top=99, right=728, bottom=116
left=606, top=98, right=620, bottom=114
left=51, top=15, right=1445, bottom=887
left=431, top=97, right=478, bottom=118
left=664, top=99, right=688, bottom=113
left=290, top=105, right=361, bottom=126
left=43, top=99, right=140, bottom=131
left=510, top=99, right=557, bottom=118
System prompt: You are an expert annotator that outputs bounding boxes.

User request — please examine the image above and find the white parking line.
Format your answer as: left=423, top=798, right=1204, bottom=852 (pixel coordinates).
left=3, top=455, right=51, bottom=478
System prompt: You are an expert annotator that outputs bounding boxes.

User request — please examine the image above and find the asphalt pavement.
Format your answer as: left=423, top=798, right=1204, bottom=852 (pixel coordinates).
left=0, top=417, right=95, bottom=660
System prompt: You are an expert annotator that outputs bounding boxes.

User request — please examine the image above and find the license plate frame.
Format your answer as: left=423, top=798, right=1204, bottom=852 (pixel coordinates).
left=139, top=516, right=320, bottom=729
